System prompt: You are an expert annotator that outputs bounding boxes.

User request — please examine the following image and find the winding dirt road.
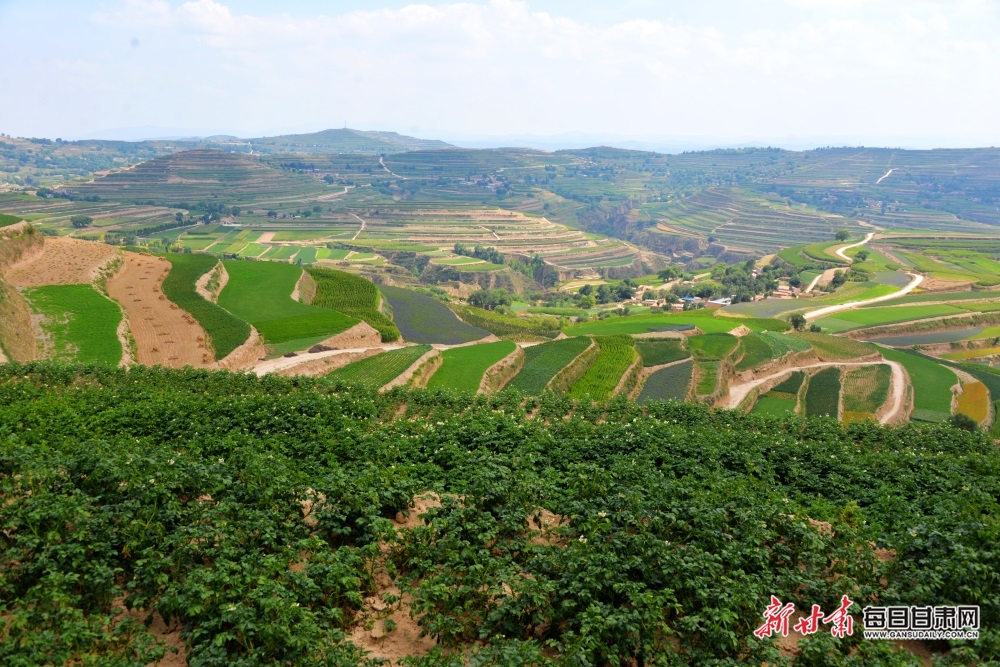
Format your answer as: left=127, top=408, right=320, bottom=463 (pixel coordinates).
left=834, top=232, right=874, bottom=262
left=804, top=272, right=923, bottom=321
left=724, top=360, right=908, bottom=424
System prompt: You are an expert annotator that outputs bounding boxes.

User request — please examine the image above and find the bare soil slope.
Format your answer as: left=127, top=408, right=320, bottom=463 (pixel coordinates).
left=6, top=236, right=119, bottom=286
left=107, top=252, right=212, bottom=368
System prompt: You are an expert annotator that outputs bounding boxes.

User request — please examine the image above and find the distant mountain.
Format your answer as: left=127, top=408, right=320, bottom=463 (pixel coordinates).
left=244, top=129, right=454, bottom=154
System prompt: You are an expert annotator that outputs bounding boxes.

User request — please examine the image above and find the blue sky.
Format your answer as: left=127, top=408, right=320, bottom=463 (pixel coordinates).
left=1, top=0, right=998, bottom=149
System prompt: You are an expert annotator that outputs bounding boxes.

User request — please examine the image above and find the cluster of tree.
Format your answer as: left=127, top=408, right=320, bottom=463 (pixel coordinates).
left=468, top=288, right=512, bottom=310
left=453, top=243, right=505, bottom=265
left=578, top=279, right=636, bottom=304
left=70, top=215, right=92, bottom=228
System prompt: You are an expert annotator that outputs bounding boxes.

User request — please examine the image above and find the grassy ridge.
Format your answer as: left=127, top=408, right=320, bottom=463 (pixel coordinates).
left=509, top=337, right=591, bottom=395
left=162, top=255, right=251, bottom=359
left=380, top=286, right=488, bottom=345
left=306, top=268, right=400, bottom=342
left=220, top=261, right=356, bottom=348
left=449, top=304, right=561, bottom=342
left=568, top=334, right=637, bottom=401
left=328, top=345, right=431, bottom=389
left=427, top=340, right=517, bottom=394
left=23, top=285, right=122, bottom=365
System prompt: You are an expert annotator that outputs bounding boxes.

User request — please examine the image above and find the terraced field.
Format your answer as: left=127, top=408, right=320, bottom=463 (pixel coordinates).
left=814, top=304, right=969, bottom=333
left=426, top=340, right=517, bottom=393
left=803, top=367, right=841, bottom=418
left=508, top=337, right=591, bottom=395
left=635, top=339, right=689, bottom=366
left=637, top=360, right=693, bottom=403
left=380, top=286, right=488, bottom=345
left=567, top=334, right=638, bottom=401
left=878, top=346, right=957, bottom=422
left=219, top=261, right=356, bottom=352
left=327, top=345, right=432, bottom=389
left=162, top=255, right=251, bottom=359
left=306, top=268, right=400, bottom=342
left=565, top=311, right=788, bottom=337
left=841, top=364, right=892, bottom=422
left=23, top=284, right=122, bottom=365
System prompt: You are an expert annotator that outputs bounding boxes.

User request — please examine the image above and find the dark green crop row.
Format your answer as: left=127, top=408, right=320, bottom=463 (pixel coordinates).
left=162, top=254, right=251, bottom=359
left=0, top=362, right=997, bottom=666
left=307, top=267, right=401, bottom=342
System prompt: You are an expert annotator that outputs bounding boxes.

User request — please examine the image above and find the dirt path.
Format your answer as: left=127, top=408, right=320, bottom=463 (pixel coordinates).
left=350, top=213, right=367, bottom=240
left=252, top=345, right=407, bottom=376
left=6, top=236, right=119, bottom=286
left=804, top=272, right=923, bottom=321
left=876, top=169, right=894, bottom=185
left=379, top=157, right=405, bottom=179
left=107, top=252, right=212, bottom=368
left=725, top=360, right=907, bottom=424
left=834, top=232, right=874, bottom=263
left=257, top=231, right=276, bottom=243
left=805, top=268, right=838, bottom=293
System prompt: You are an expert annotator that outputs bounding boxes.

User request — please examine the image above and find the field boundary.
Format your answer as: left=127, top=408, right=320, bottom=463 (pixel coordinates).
left=382, top=347, right=439, bottom=392
left=546, top=338, right=598, bottom=393
left=407, top=350, right=443, bottom=388
left=479, top=345, right=525, bottom=394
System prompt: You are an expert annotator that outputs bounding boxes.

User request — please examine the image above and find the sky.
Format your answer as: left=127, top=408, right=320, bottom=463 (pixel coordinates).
left=1, top=0, right=999, bottom=150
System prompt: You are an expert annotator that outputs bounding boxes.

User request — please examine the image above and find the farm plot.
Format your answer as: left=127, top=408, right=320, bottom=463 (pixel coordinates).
left=449, top=304, right=560, bottom=342
left=220, top=261, right=356, bottom=352
left=306, top=268, right=400, bottom=342
left=508, top=337, right=591, bottom=395
left=751, top=371, right=805, bottom=417
left=956, top=381, right=990, bottom=424
left=689, top=333, right=739, bottom=396
left=841, top=364, right=892, bottom=423
left=813, top=304, right=968, bottom=333
left=5, top=236, right=118, bottom=287
left=803, top=367, right=841, bottom=418
left=635, top=339, right=689, bottom=366
left=565, top=311, right=787, bottom=337
left=426, top=340, right=516, bottom=394
left=327, top=345, right=432, bottom=390
left=790, top=333, right=875, bottom=360
left=162, top=254, right=251, bottom=360
left=380, top=286, right=488, bottom=345
left=637, top=360, right=693, bottom=403
left=878, top=346, right=957, bottom=422
left=23, top=284, right=122, bottom=365
left=107, top=252, right=210, bottom=368
left=568, top=334, right=638, bottom=401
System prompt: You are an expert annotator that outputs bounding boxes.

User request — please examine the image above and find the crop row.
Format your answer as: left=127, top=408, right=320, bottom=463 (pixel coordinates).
left=508, top=337, right=591, bottom=395
left=568, top=334, right=637, bottom=401
left=306, top=268, right=401, bottom=342
left=327, top=345, right=431, bottom=390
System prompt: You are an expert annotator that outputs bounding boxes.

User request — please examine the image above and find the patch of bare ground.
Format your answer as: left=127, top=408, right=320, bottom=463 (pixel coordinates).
left=114, top=600, right=186, bottom=667
left=107, top=252, right=212, bottom=368
left=292, top=269, right=317, bottom=304
left=257, top=231, right=275, bottom=243
left=6, top=236, right=119, bottom=286
left=213, top=326, right=267, bottom=370
left=274, top=348, right=382, bottom=377
left=194, top=261, right=226, bottom=303
left=311, top=321, right=383, bottom=350
left=0, top=278, right=36, bottom=361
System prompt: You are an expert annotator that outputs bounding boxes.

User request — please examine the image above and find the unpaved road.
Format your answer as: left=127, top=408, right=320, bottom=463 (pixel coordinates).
left=834, top=232, right=874, bottom=263
left=805, top=268, right=838, bottom=293
left=804, top=272, right=923, bottom=321
left=351, top=213, right=367, bottom=240
left=725, top=360, right=908, bottom=424
left=380, top=157, right=405, bottom=179
left=252, top=344, right=406, bottom=376
left=876, top=169, right=894, bottom=185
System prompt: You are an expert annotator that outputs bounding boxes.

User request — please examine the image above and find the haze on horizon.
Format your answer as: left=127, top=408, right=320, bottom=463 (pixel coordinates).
left=1, top=0, right=998, bottom=151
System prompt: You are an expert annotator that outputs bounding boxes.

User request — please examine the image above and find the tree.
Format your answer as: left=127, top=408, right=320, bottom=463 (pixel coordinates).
left=948, top=413, right=979, bottom=432
left=468, top=288, right=511, bottom=310
left=70, top=215, right=92, bottom=228
left=835, top=230, right=850, bottom=241
left=175, top=212, right=184, bottom=223
left=267, top=210, right=278, bottom=219
left=856, top=249, right=870, bottom=262
left=809, top=324, right=822, bottom=332
left=789, top=314, right=806, bottom=331
left=323, top=174, right=335, bottom=184
left=231, top=206, right=241, bottom=217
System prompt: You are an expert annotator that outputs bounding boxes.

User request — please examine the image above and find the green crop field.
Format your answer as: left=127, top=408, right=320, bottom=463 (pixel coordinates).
left=449, top=304, right=560, bottom=342
left=772, top=370, right=806, bottom=394
left=568, top=334, right=637, bottom=401
left=842, top=364, right=892, bottom=414
left=735, top=332, right=796, bottom=371
left=752, top=394, right=798, bottom=417
left=380, top=286, right=488, bottom=345
left=162, top=254, right=251, bottom=359
left=638, top=360, right=693, bottom=403
left=878, top=346, right=957, bottom=422
left=814, top=304, right=968, bottom=333
left=219, top=261, right=356, bottom=351
left=306, top=268, right=400, bottom=342
left=564, top=311, right=788, bottom=337
left=426, top=340, right=516, bottom=393
left=508, top=337, right=591, bottom=395
left=635, top=339, right=689, bottom=366
left=23, top=285, right=122, bottom=365
left=327, top=345, right=431, bottom=389
left=0, top=213, right=22, bottom=227
left=790, top=333, right=875, bottom=360
left=804, top=367, right=841, bottom=418
left=688, top=333, right=739, bottom=361
left=317, top=248, right=351, bottom=260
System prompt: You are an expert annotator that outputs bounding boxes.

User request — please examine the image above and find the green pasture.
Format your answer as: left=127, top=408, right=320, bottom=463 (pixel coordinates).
left=814, top=304, right=967, bottom=333
left=24, top=285, right=122, bottom=365
left=509, top=337, right=592, bottom=395
left=327, top=345, right=431, bottom=390
left=878, top=346, right=956, bottom=422
left=427, top=340, right=517, bottom=394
